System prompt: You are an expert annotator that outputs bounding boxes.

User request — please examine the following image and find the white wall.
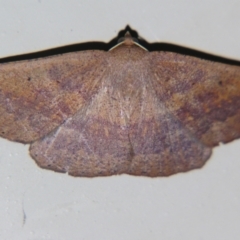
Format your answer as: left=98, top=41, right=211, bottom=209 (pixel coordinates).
left=0, top=1, right=240, bottom=239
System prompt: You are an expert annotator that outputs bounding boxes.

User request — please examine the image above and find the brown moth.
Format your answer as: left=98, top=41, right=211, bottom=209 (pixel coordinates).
left=0, top=30, right=240, bottom=177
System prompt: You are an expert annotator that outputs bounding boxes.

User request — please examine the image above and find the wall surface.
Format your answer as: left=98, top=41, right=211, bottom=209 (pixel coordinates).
left=0, top=1, right=240, bottom=239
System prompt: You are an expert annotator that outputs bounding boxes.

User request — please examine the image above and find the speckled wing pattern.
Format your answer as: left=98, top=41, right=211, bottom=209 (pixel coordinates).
left=0, top=51, right=107, bottom=143
left=150, top=52, right=240, bottom=147
left=0, top=33, right=240, bottom=177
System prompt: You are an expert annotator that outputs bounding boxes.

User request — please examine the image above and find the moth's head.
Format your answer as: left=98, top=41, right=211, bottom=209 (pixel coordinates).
left=110, top=32, right=147, bottom=51
left=117, top=32, right=138, bottom=46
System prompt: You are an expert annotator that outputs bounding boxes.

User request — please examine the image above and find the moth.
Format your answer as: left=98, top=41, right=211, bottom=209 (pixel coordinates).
left=0, top=30, right=240, bottom=177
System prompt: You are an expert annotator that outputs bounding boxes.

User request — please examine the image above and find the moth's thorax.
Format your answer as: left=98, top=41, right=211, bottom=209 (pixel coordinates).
left=109, top=43, right=147, bottom=63
left=105, top=51, right=150, bottom=124
left=108, top=48, right=147, bottom=91
left=108, top=44, right=148, bottom=83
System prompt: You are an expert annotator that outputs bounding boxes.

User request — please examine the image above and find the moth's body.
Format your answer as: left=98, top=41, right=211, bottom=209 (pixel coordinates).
left=0, top=31, right=240, bottom=177
left=108, top=41, right=149, bottom=128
